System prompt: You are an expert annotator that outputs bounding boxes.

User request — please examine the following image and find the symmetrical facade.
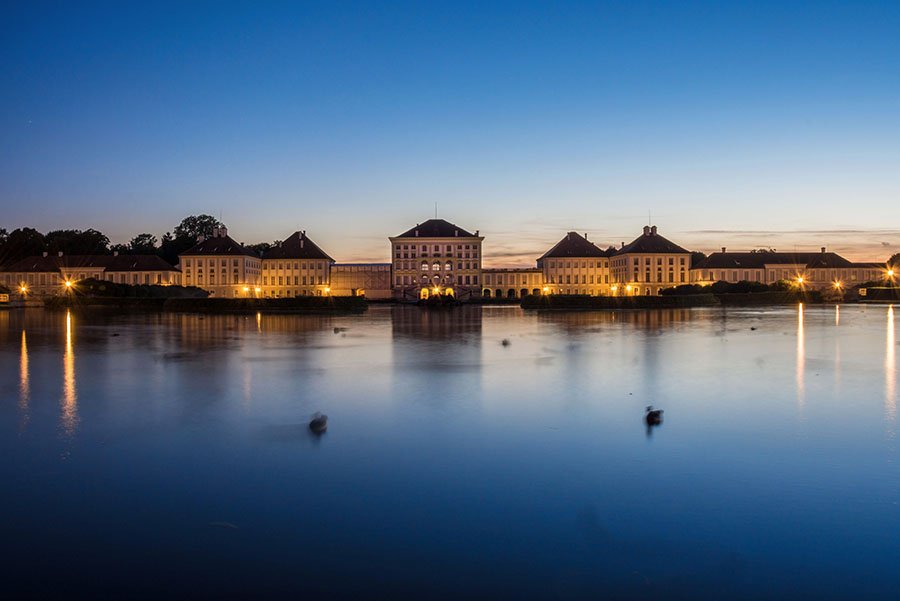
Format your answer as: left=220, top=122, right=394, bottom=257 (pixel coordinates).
left=389, top=219, right=484, bottom=300
left=2, top=218, right=892, bottom=301
left=536, top=232, right=612, bottom=296
left=260, top=231, right=334, bottom=297
left=179, top=227, right=261, bottom=297
left=691, top=248, right=886, bottom=290
left=1, top=253, right=181, bottom=296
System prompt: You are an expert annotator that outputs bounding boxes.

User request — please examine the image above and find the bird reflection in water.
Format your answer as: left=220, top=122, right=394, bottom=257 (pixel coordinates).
left=61, top=310, right=78, bottom=436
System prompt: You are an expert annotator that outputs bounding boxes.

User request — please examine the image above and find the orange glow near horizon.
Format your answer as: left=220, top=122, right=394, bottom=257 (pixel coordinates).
left=887, top=305, right=896, bottom=424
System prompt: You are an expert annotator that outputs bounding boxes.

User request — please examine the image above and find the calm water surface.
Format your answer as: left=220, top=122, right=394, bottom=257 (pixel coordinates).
left=0, top=305, right=898, bottom=600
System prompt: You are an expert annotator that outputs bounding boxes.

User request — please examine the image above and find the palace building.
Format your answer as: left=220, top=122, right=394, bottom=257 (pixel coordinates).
left=389, top=219, right=484, bottom=300
left=536, top=231, right=613, bottom=296
left=1, top=252, right=181, bottom=296
left=691, top=248, right=888, bottom=290
left=610, top=225, right=691, bottom=296
left=260, top=231, right=334, bottom=297
left=179, top=227, right=261, bottom=297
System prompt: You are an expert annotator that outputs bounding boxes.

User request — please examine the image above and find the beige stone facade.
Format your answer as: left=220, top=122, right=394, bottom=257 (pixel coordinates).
left=259, top=231, right=333, bottom=298
left=610, top=226, right=691, bottom=296
left=179, top=227, right=261, bottom=297
left=691, top=248, right=888, bottom=290
left=482, top=268, right=543, bottom=298
left=390, top=219, right=484, bottom=300
left=331, top=264, right=392, bottom=299
left=1, top=252, right=181, bottom=297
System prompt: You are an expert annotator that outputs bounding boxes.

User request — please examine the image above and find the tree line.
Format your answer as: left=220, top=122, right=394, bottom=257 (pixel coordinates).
left=0, top=215, right=283, bottom=268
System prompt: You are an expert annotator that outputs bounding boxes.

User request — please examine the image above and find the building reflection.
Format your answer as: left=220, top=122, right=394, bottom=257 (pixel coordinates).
left=796, top=303, right=805, bottom=408
left=20, top=330, right=30, bottom=428
left=886, top=305, right=895, bottom=423
left=61, top=310, right=78, bottom=436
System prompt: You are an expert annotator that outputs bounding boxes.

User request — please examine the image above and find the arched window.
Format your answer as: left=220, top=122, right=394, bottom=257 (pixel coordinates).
left=432, top=262, right=440, bottom=272
left=445, top=261, right=452, bottom=271
left=421, top=261, right=428, bottom=271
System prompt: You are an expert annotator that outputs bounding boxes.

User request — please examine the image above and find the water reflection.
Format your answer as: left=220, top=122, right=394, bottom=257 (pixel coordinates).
left=835, top=304, right=840, bottom=326
left=797, top=303, right=805, bottom=408
left=19, top=330, right=30, bottom=428
left=61, top=310, right=78, bottom=436
left=887, top=306, right=896, bottom=424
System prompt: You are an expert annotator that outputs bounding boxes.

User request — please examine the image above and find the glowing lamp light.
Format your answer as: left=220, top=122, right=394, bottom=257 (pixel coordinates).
left=254, top=287, right=261, bottom=293
left=610, top=285, right=618, bottom=293
left=20, top=285, right=27, bottom=293
left=889, top=269, right=895, bottom=277
left=625, top=285, right=632, bottom=292
left=64, top=280, right=72, bottom=288
left=796, top=276, right=804, bottom=284
left=242, top=286, right=250, bottom=293
left=324, top=287, right=331, bottom=294
left=833, top=281, right=843, bottom=289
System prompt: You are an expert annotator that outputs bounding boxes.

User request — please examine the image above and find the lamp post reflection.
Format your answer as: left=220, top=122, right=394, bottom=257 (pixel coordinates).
left=796, top=303, right=805, bottom=408
left=20, top=330, right=30, bottom=428
left=886, top=305, right=896, bottom=424
left=61, top=310, right=78, bottom=436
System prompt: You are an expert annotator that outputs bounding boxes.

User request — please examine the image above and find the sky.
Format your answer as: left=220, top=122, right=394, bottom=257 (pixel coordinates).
left=1, top=0, right=899, bottom=265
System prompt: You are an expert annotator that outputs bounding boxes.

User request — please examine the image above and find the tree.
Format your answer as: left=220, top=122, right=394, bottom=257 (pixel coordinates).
left=246, top=242, right=272, bottom=256
left=690, top=251, right=707, bottom=265
left=889, top=253, right=899, bottom=268
left=173, top=215, right=222, bottom=243
left=45, top=228, right=110, bottom=255
left=129, top=233, right=158, bottom=254
left=0, top=227, right=46, bottom=267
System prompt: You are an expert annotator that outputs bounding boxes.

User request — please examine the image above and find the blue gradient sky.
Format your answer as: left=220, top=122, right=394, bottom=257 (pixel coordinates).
left=2, top=1, right=898, bottom=265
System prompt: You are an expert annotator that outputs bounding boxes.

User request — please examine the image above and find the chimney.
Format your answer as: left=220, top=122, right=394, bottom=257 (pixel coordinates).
left=300, top=238, right=304, bottom=249
left=475, top=230, right=479, bottom=236
left=643, top=225, right=651, bottom=235
left=650, top=225, right=657, bottom=235
left=42, top=251, right=48, bottom=257
left=621, top=242, right=625, bottom=249
left=821, top=246, right=826, bottom=253
left=584, top=233, right=588, bottom=239
left=721, top=247, right=726, bottom=253
left=454, top=230, right=458, bottom=236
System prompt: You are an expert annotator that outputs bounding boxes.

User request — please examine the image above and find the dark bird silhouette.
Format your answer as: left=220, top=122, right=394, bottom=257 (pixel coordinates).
left=309, top=412, right=328, bottom=434
left=645, top=406, right=664, bottom=426
left=501, top=338, right=511, bottom=347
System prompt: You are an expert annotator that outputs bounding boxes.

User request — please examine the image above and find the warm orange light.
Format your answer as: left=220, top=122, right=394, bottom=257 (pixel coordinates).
left=64, top=280, right=72, bottom=288
left=324, top=287, right=331, bottom=294
left=796, top=276, right=804, bottom=284
left=610, top=285, right=618, bottom=293
left=625, top=284, right=632, bottom=292
left=242, top=286, right=250, bottom=293
left=889, top=269, right=895, bottom=277
left=254, top=287, right=261, bottom=293
left=833, top=280, right=843, bottom=289
left=19, top=285, right=27, bottom=294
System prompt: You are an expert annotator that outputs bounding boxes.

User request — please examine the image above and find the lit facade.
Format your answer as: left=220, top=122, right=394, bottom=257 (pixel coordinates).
left=179, top=227, right=261, bottom=297
left=610, top=226, right=691, bottom=296
left=482, top=268, right=544, bottom=298
left=1, top=252, right=181, bottom=297
left=260, top=231, right=334, bottom=297
left=691, top=248, right=889, bottom=290
left=389, top=219, right=484, bottom=300
left=536, top=232, right=612, bottom=296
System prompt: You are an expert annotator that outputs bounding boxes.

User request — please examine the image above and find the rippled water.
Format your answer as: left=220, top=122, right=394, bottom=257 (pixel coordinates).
left=0, top=304, right=897, bottom=600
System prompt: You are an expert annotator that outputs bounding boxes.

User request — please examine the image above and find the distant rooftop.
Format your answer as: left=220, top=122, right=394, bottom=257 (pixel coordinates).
left=617, top=226, right=690, bottom=255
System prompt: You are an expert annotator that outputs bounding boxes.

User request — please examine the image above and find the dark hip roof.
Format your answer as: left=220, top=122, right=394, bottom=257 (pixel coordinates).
left=694, top=251, right=855, bottom=270
left=538, top=232, right=611, bottom=261
left=180, top=234, right=259, bottom=258
left=616, top=227, right=690, bottom=255
left=394, top=219, right=477, bottom=238
left=3, top=254, right=179, bottom=272
left=261, top=231, right=334, bottom=262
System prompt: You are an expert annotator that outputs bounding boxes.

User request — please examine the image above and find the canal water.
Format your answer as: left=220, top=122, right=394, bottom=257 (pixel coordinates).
left=0, top=305, right=897, bottom=600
